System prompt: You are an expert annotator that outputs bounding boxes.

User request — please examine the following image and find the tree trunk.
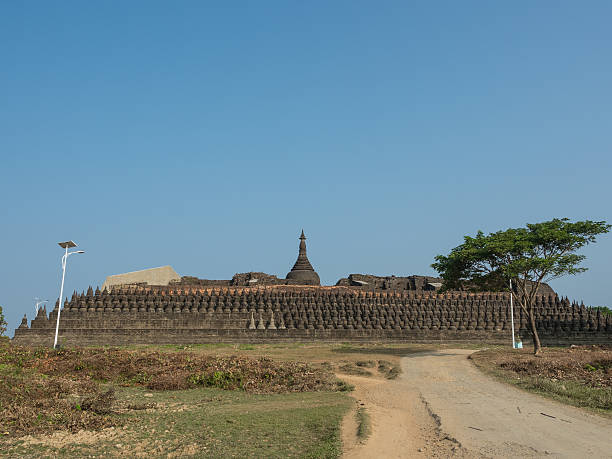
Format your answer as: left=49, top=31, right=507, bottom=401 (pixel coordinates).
left=528, top=311, right=542, bottom=355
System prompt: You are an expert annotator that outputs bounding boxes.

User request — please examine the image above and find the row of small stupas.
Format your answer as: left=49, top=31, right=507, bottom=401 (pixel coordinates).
left=14, top=284, right=610, bottom=345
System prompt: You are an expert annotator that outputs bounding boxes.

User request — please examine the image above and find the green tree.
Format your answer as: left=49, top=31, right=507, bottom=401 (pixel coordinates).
left=0, top=305, right=7, bottom=336
left=592, top=306, right=612, bottom=317
left=432, top=218, right=610, bottom=355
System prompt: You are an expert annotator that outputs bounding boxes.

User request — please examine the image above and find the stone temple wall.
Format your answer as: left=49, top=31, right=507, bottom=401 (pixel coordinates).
left=336, top=274, right=444, bottom=291
left=12, top=286, right=612, bottom=346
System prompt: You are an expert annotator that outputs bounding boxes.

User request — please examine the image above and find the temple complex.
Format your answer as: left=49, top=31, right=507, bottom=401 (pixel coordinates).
left=11, top=230, right=612, bottom=346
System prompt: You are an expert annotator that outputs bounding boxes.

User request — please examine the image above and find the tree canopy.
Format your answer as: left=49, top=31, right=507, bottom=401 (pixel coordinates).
left=432, top=218, right=610, bottom=354
left=432, top=218, right=610, bottom=293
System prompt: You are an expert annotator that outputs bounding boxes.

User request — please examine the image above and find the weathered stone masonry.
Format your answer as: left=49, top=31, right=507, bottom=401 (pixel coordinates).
left=13, top=286, right=612, bottom=346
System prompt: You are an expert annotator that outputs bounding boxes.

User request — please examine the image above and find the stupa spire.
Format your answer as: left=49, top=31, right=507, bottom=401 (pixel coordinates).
left=286, top=230, right=320, bottom=285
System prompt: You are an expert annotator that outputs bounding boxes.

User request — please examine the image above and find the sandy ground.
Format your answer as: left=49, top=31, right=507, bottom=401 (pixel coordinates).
left=341, top=366, right=467, bottom=458
left=342, top=350, right=612, bottom=459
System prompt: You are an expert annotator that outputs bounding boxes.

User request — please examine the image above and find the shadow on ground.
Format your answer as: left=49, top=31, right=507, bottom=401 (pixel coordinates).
left=331, top=346, right=437, bottom=356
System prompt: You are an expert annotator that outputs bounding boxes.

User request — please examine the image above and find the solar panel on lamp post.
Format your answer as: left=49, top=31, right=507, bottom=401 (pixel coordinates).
left=34, top=298, right=48, bottom=314
left=53, top=241, right=85, bottom=349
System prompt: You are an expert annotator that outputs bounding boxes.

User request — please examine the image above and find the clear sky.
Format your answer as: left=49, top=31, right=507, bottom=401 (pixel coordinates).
left=1, top=1, right=611, bottom=335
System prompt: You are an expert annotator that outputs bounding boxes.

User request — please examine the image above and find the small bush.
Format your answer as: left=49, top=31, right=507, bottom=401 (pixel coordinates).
left=335, top=380, right=354, bottom=392
left=147, top=373, right=191, bottom=391
left=80, top=388, right=116, bottom=414
left=189, top=371, right=244, bottom=390
left=377, top=360, right=401, bottom=380
left=339, top=363, right=372, bottom=377
left=126, top=402, right=156, bottom=411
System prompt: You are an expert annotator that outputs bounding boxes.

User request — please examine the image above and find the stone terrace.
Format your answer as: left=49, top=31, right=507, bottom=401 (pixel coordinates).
left=13, top=285, right=612, bottom=346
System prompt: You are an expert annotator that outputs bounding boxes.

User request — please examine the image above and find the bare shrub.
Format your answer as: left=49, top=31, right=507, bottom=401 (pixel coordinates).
left=80, top=388, right=116, bottom=415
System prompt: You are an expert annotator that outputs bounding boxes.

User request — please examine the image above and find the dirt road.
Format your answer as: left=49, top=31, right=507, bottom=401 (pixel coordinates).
left=341, top=372, right=461, bottom=459
left=343, top=350, right=612, bottom=458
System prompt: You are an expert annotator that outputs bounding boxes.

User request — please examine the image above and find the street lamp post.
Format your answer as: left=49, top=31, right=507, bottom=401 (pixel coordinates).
left=53, top=241, right=84, bottom=349
left=510, top=278, right=516, bottom=349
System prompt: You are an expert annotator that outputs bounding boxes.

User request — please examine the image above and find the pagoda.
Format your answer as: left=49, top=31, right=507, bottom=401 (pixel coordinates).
left=285, top=230, right=321, bottom=285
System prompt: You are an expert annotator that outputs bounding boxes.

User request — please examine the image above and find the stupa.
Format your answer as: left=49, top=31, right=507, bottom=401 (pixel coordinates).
left=285, top=230, right=321, bottom=285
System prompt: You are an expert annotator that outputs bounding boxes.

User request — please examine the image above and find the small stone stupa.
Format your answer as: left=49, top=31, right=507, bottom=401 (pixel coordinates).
left=286, top=230, right=321, bottom=285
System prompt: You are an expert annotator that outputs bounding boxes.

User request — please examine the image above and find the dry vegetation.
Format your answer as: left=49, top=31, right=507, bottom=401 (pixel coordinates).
left=0, top=343, right=349, bottom=438
left=471, top=345, right=612, bottom=413
left=0, top=365, right=117, bottom=436
left=0, top=341, right=417, bottom=458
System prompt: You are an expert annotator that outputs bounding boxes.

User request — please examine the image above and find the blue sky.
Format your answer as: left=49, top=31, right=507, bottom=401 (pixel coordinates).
left=1, top=1, right=611, bottom=335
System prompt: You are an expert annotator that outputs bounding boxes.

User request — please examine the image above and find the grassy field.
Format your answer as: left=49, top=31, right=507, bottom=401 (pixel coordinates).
left=4, top=387, right=352, bottom=458
left=470, top=345, right=612, bottom=416
left=0, top=341, right=414, bottom=458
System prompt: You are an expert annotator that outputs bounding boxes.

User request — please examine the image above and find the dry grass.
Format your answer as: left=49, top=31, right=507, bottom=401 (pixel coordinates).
left=0, top=342, right=350, bottom=438
left=471, top=345, right=612, bottom=388
left=0, top=364, right=118, bottom=436
left=2, top=344, right=348, bottom=393
left=471, top=345, right=612, bottom=413
left=4, top=388, right=353, bottom=458
left=356, top=406, right=371, bottom=441
left=338, top=362, right=373, bottom=377
left=377, top=360, right=401, bottom=379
